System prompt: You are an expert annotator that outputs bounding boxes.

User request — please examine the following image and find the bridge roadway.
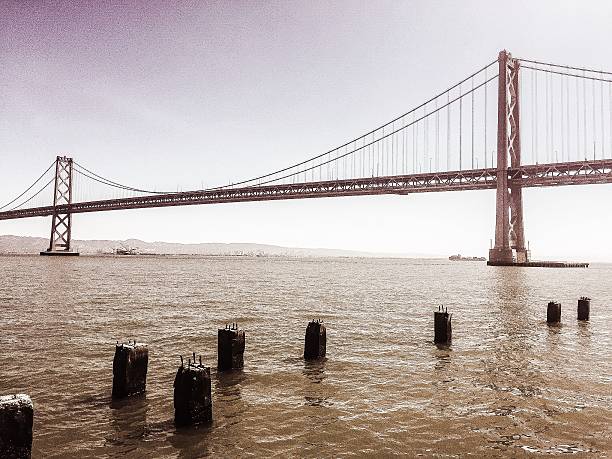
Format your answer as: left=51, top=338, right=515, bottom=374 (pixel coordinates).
left=1, top=159, right=611, bottom=221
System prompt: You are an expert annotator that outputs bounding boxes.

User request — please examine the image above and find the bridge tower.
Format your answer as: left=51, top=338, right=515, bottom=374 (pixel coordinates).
left=488, top=50, right=530, bottom=265
left=40, top=156, right=79, bottom=256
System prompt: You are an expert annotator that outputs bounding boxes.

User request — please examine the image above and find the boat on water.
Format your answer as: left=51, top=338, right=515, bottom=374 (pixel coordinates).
left=114, top=246, right=139, bottom=255
left=449, top=254, right=486, bottom=261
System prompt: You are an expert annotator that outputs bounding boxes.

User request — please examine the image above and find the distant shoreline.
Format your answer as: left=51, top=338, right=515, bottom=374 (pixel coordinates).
left=0, top=251, right=449, bottom=261
left=0, top=234, right=439, bottom=259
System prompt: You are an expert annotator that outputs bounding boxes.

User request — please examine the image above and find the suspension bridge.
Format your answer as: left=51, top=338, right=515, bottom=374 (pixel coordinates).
left=1, top=50, right=611, bottom=264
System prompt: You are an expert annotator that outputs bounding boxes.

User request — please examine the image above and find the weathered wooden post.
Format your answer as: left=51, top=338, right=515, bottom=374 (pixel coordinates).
left=577, top=297, right=590, bottom=321
left=547, top=301, right=561, bottom=324
left=304, top=319, right=326, bottom=360
left=218, top=323, right=245, bottom=371
left=174, top=354, right=212, bottom=426
left=434, top=306, right=452, bottom=344
left=112, top=341, right=149, bottom=399
left=0, top=394, right=33, bottom=459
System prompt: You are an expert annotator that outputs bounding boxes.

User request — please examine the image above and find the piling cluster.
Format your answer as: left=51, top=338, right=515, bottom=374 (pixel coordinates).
left=109, top=320, right=325, bottom=427
left=3, top=295, right=597, bottom=444
left=546, top=297, right=592, bottom=324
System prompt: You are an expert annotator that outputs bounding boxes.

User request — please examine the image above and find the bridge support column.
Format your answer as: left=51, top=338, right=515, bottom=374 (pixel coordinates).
left=488, top=51, right=529, bottom=265
left=40, top=156, right=79, bottom=256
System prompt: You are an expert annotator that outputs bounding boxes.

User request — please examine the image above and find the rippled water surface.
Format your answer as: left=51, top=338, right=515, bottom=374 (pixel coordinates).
left=1, top=255, right=611, bottom=458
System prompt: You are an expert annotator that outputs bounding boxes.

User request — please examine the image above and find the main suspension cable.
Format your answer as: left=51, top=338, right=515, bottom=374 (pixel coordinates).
left=203, top=59, right=498, bottom=189
left=7, top=177, right=55, bottom=211
left=73, top=163, right=174, bottom=194
left=0, top=161, right=55, bottom=210
left=517, top=58, right=612, bottom=76
left=521, top=65, right=612, bottom=83
left=245, top=74, right=499, bottom=188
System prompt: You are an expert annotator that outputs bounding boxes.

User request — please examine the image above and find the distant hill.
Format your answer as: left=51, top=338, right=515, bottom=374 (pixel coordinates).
left=0, top=235, right=435, bottom=258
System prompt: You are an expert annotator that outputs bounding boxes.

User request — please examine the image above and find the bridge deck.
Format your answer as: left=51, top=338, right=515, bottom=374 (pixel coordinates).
left=1, top=159, right=611, bottom=221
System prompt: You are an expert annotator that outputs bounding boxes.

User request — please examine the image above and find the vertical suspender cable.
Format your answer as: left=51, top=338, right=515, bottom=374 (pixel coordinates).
left=345, top=145, right=348, bottom=179
left=471, top=76, right=475, bottom=169
left=424, top=105, right=429, bottom=172
left=552, top=71, right=556, bottom=162
left=447, top=92, right=451, bottom=170
left=378, top=127, right=381, bottom=177
left=531, top=70, right=535, bottom=163
left=535, top=70, right=539, bottom=164
left=593, top=76, right=597, bottom=159
left=369, top=133, right=373, bottom=176
left=600, top=75, right=604, bottom=158
left=459, top=83, right=463, bottom=170
left=583, top=70, right=587, bottom=158
left=394, top=126, right=398, bottom=175
left=413, top=114, right=416, bottom=173
left=566, top=74, right=570, bottom=162
left=576, top=75, right=580, bottom=160
left=561, top=73, right=565, bottom=161
left=435, top=99, right=439, bottom=171
left=402, top=116, right=406, bottom=174
left=390, top=122, right=394, bottom=175
left=484, top=67, right=488, bottom=168
left=396, top=120, right=400, bottom=175
left=609, top=81, right=612, bottom=158
left=544, top=73, right=552, bottom=163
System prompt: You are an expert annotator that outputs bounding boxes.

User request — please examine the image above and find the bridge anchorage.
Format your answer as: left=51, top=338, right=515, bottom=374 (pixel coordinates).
left=1, top=49, right=610, bottom=264
left=40, top=156, right=79, bottom=256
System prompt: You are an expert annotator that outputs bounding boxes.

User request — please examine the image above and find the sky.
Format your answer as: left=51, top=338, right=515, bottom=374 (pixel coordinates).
left=1, top=0, right=612, bottom=260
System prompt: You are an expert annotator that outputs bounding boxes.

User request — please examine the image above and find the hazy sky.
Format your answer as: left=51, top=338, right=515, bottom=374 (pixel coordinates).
left=2, top=1, right=612, bottom=260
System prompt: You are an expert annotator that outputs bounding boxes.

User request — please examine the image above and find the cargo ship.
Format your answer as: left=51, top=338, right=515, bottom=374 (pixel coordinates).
left=113, top=246, right=139, bottom=255
left=449, top=254, right=486, bottom=261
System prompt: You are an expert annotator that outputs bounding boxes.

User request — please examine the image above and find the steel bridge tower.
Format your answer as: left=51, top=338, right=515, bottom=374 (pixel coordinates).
left=40, top=156, right=79, bottom=256
left=488, top=50, right=530, bottom=265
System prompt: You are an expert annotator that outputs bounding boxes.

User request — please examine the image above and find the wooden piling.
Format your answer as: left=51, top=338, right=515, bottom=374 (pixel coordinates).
left=434, top=306, right=452, bottom=344
left=174, top=355, right=212, bottom=427
left=218, top=323, right=245, bottom=371
left=547, top=301, right=561, bottom=324
left=0, top=394, right=33, bottom=459
left=304, top=319, right=326, bottom=360
left=112, top=341, right=149, bottom=399
left=577, top=297, right=590, bottom=321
